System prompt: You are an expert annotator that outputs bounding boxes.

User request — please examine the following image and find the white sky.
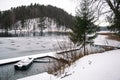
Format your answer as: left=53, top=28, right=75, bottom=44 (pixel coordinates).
left=0, top=0, right=76, bottom=16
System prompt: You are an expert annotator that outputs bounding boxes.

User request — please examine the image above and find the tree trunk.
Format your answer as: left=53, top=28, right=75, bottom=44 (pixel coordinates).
left=40, top=26, right=43, bottom=36
left=84, top=42, right=86, bottom=55
left=15, top=29, right=16, bottom=36
left=84, top=32, right=86, bottom=55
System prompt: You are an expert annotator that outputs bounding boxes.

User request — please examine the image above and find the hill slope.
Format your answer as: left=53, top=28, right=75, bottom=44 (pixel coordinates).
left=0, top=4, right=74, bottom=32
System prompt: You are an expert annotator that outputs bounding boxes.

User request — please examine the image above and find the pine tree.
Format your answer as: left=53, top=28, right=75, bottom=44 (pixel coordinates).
left=1, top=10, right=12, bottom=32
left=70, top=0, right=97, bottom=55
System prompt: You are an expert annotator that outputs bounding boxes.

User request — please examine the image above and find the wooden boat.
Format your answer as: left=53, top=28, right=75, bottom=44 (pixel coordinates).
left=14, top=57, right=34, bottom=70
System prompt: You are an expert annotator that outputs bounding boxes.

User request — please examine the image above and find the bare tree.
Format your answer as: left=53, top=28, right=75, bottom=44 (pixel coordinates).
left=92, top=0, right=120, bottom=35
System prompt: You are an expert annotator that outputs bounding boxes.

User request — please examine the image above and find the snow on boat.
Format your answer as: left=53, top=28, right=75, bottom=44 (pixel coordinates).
left=14, top=57, right=34, bottom=70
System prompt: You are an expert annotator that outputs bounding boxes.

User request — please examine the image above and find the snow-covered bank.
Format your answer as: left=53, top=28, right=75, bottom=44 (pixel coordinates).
left=18, top=49, right=120, bottom=80
left=94, top=35, right=120, bottom=47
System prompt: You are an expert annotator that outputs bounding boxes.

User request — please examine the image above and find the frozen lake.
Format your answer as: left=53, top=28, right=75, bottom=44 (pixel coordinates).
left=0, top=34, right=69, bottom=60
left=0, top=32, right=69, bottom=80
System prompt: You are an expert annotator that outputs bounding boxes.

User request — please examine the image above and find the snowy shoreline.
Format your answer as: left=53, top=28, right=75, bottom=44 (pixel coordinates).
left=18, top=49, right=120, bottom=80
left=0, top=51, right=55, bottom=65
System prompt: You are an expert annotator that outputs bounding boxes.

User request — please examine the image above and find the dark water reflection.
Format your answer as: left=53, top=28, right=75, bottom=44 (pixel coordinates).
left=0, top=58, right=57, bottom=80
left=0, top=32, right=14, bottom=37
left=0, top=32, right=68, bottom=37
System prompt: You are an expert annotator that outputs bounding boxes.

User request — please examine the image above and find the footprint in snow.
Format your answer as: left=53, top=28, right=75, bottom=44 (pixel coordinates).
left=41, top=45, right=46, bottom=48
left=36, top=43, right=39, bottom=44
left=16, top=45, right=20, bottom=47
left=88, top=60, right=92, bottom=65
left=0, top=42, right=2, bottom=44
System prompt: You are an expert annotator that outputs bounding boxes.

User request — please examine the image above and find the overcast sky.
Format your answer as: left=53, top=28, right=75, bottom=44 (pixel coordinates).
left=0, top=0, right=76, bottom=16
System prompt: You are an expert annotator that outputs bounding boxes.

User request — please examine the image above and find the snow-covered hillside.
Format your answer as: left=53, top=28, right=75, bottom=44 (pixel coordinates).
left=6, top=18, right=69, bottom=34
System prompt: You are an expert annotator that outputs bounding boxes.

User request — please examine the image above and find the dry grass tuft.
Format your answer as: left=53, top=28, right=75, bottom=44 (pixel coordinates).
left=107, top=34, right=120, bottom=41
left=97, top=32, right=113, bottom=35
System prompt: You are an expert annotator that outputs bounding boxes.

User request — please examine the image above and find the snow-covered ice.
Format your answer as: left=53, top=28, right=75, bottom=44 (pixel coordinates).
left=0, top=36, right=69, bottom=60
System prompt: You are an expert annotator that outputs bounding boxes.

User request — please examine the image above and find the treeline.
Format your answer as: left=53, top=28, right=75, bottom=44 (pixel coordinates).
left=0, top=3, right=74, bottom=32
